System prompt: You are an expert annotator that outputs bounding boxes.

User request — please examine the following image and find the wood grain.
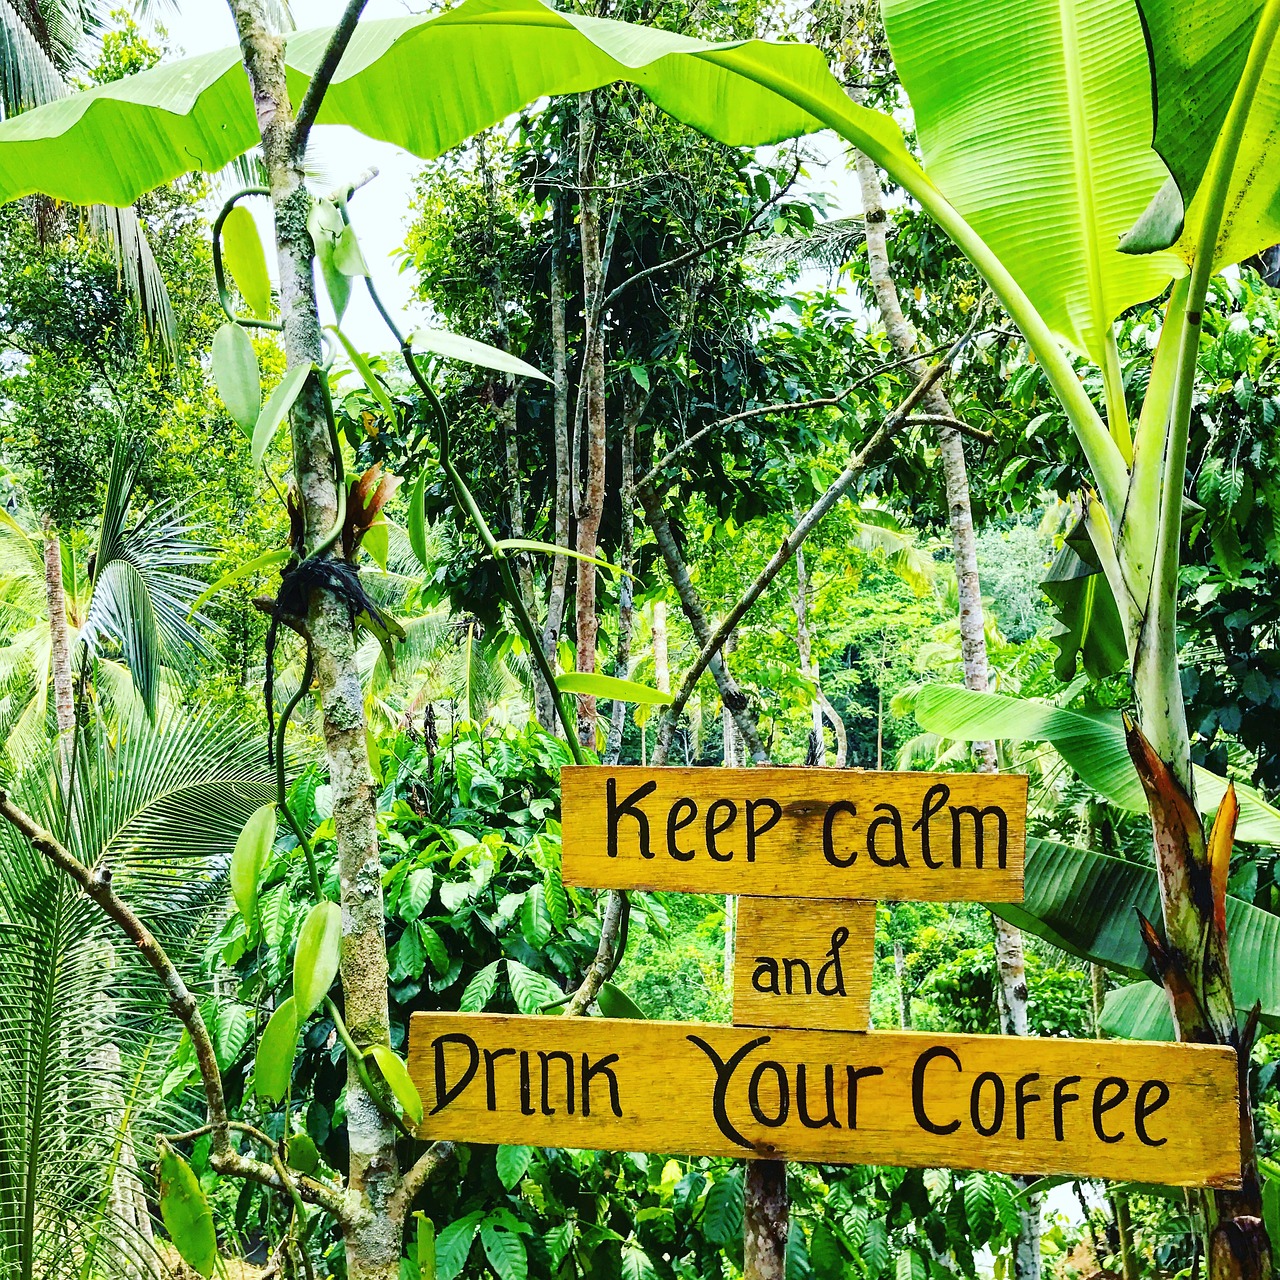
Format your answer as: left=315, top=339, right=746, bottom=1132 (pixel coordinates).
left=561, top=767, right=1026, bottom=902
left=733, top=898, right=875, bottom=1032
left=408, top=1013, right=1240, bottom=1188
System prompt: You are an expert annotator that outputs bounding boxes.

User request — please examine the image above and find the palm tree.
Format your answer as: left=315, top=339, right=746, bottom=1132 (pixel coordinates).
left=0, top=707, right=278, bottom=1279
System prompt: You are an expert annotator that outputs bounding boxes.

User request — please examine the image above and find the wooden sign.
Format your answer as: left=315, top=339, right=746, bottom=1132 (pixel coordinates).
left=561, top=767, right=1026, bottom=902
left=733, top=898, right=875, bottom=1032
left=408, top=1012, right=1240, bottom=1187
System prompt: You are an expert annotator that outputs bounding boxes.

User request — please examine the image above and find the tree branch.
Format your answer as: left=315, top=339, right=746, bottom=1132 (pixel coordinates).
left=390, top=1140, right=456, bottom=1222
left=0, top=789, right=351, bottom=1223
left=291, top=0, right=371, bottom=162
left=900, top=413, right=995, bottom=445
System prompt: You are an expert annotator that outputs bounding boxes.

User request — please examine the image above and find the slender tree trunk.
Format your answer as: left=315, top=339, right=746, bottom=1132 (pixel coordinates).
left=43, top=519, right=75, bottom=763
left=605, top=396, right=639, bottom=763
left=854, top=144, right=1041, bottom=1280
left=228, top=5, right=398, bottom=1275
left=653, top=600, right=670, bottom=695
left=794, top=545, right=825, bottom=765
left=575, top=90, right=607, bottom=746
left=541, top=199, right=572, bottom=724
left=745, top=1159, right=788, bottom=1280
left=894, top=939, right=911, bottom=1029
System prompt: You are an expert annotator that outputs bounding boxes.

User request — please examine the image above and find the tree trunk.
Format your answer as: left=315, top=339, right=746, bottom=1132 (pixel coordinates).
left=606, top=392, right=642, bottom=763
left=540, top=197, right=572, bottom=731
left=745, top=1160, right=788, bottom=1280
left=43, top=519, right=75, bottom=763
left=575, top=90, right=607, bottom=746
left=853, top=143, right=1041, bottom=1280
left=893, top=939, right=911, bottom=1029
left=794, top=545, right=825, bottom=765
left=653, top=599, right=670, bottom=695
left=228, top=5, right=399, bottom=1275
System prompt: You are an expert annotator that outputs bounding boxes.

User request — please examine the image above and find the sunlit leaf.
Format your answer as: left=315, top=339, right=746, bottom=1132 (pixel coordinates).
left=158, top=1144, right=217, bottom=1278
left=211, top=321, right=261, bottom=434
left=293, top=900, right=342, bottom=1019
left=230, top=802, right=276, bottom=932
left=252, top=363, right=313, bottom=469
left=255, top=997, right=298, bottom=1104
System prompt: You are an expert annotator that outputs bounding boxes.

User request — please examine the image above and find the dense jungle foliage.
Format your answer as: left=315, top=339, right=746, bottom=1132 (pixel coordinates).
left=0, top=3, right=1278, bottom=1280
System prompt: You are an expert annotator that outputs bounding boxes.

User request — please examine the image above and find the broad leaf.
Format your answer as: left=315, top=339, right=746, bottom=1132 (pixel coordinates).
left=400, top=867, right=435, bottom=921
left=157, top=1145, right=217, bottom=1278
left=543, top=868, right=569, bottom=931
left=882, top=0, right=1178, bottom=364
left=481, top=1220, right=528, bottom=1280
left=308, top=197, right=353, bottom=321
left=293, top=900, right=342, bottom=1019
left=459, top=960, right=500, bottom=1012
left=998, top=837, right=1280, bottom=1024
left=221, top=204, right=272, bottom=318
left=914, top=683, right=1280, bottom=843
left=506, top=958, right=564, bottom=1014
left=437, top=1212, right=485, bottom=1280
left=1126, top=0, right=1280, bottom=267
left=495, top=1144, right=534, bottom=1190
left=1040, top=516, right=1127, bottom=682
left=701, top=1170, right=743, bottom=1246
left=556, top=671, right=672, bottom=705
left=188, top=547, right=291, bottom=618
left=230, top=802, right=276, bottom=931
left=520, top=882, right=552, bottom=949
left=622, top=1244, right=658, bottom=1280
left=368, top=1043, right=424, bottom=1126
left=412, top=326, right=550, bottom=382
left=211, top=321, right=261, bottom=434
left=1100, top=981, right=1174, bottom=1039
left=408, top=472, right=431, bottom=571
left=493, top=537, right=624, bottom=575
left=597, top=982, right=647, bottom=1020
left=252, top=363, right=313, bottom=469
left=255, top=997, right=298, bottom=1103
left=330, top=323, right=397, bottom=420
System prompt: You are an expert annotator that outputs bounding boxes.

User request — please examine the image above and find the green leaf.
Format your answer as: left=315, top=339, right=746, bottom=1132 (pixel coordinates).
left=963, top=1173, right=994, bottom=1239
left=493, top=537, right=625, bottom=575
left=363, top=519, right=390, bottom=571
left=368, top=1043, right=425, bottom=1126
left=895, top=1250, right=927, bottom=1280
left=418, top=922, right=449, bottom=975
left=252, top=363, right=313, bottom=469
left=913, top=683, right=1280, bottom=843
left=230, top=803, right=276, bottom=932
left=158, top=1143, right=218, bottom=1277
left=459, top=959, right=500, bottom=1012
left=808, top=1223, right=844, bottom=1280
left=1100, top=981, right=1174, bottom=1039
left=1126, top=0, right=1280, bottom=266
left=221, top=204, right=272, bottom=319
left=412, top=327, right=550, bottom=382
left=495, top=1144, right=534, bottom=1190
left=408, top=472, right=430, bottom=571
left=292, top=900, right=342, bottom=1020
left=1263, top=1169, right=1280, bottom=1261
left=555, top=671, right=672, bottom=705
left=506, top=958, right=564, bottom=1014
left=255, top=997, right=298, bottom=1104
left=417, top=1214, right=437, bottom=1280
left=329, top=323, right=397, bottom=421
left=1040, top=515, right=1128, bottom=682
left=286, top=1132, right=320, bottom=1174
left=187, top=548, right=290, bottom=619
left=400, top=866, right=435, bottom=921
left=437, top=1212, right=484, bottom=1280
left=1000, top=837, right=1280, bottom=1025
left=701, top=1169, right=743, bottom=1246
left=862, top=1220, right=889, bottom=1277
left=211, top=321, right=261, bottom=434
left=520, top=882, right=552, bottom=949
left=334, top=221, right=369, bottom=276
left=882, top=0, right=1177, bottom=365
left=621, top=1244, right=657, bottom=1280
left=597, top=982, right=647, bottom=1020
left=308, top=197, right=352, bottom=322
left=543, top=867, right=569, bottom=931
left=481, top=1221, right=528, bottom=1280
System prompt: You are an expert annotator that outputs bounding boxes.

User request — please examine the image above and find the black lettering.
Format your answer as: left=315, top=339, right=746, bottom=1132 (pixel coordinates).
left=783, top=957, right=813, bottom=995
left=796, top=1063, right=839, bottom=1129
left=538, top=1050, right=575, bottom=1116
left=1093, top=1077, right=1129, bottom=1144
left=867, top=803, right=907, bottom=867
left=823, top=800, right=858, bottom=867
left=816, top=927, right=849, bottom=997
left=1015, top=1073, right=1041, bottom=1139
left=687, top=1033, right=770, bottom=1149
left=1053, top=1075, right=1081, bottom=1141
left=667, top=798, right=697, bottom=861
left=949, top=805, right=1009, bottom=869
left=847, top=1065, right=884, bottom=1129
left=431, top=1033, right=479, bottom=1115
left=746, top=798, right=781, bottom=861
left=581, top=1052, right=623, bottom=1118
left=970, top=1071, right=1005, bottom=1136
left=706, top=799, right=738, bottom=861
left=483, top=1047, right=515, bottom=1110
left=912, top=1045, right=962, bottom=1135
left=519, top=1051, right=535, bottom=1116
left=913, top=784, right=950, bottom=869
left=752, top=958, right=781, bottom=995
left=748, top=1060, right=790, bottom=1127
left=1135, top=1080, right=1170, bottom=1147
left=607, top=778, right=657, bottom=858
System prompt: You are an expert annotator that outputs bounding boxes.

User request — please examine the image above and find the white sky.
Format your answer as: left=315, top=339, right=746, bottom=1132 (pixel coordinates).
left=155, top=3, right=861, bottom=350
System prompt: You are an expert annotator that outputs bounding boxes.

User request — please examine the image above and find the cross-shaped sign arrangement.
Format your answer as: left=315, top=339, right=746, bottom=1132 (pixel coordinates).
left=408, top=767, right=1241, bottom=1190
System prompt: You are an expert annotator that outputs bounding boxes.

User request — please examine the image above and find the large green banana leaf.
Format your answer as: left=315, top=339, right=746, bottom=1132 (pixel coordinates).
left=0, top=0, right=910, bottom=208
left=913, top=683, right=1280, bottom=844
left=1126, top=0, right=1280, bottom=268
left=881, top=0, right=1178, bottom=366
left=999, top=837, right=1279, bottom=1030
left=1100, top=982, right=1174, bottom=1040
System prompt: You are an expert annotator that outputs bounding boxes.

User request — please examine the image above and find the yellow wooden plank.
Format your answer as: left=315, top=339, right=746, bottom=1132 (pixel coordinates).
left=561, top=766, right=1026, bottom=902
left=408, top=1013, right=1240, bottom=1188
left=733, top=898, right=875, bottom=1032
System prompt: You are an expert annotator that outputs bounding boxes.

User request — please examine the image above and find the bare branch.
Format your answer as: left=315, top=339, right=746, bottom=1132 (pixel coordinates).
left=565, top=888, right=629, bottom=1015
left=392, top=1141, right=457, bottom=1222
left=900, top=413, right=996, bottom=445
left=291, top=0, right=371, bottom=162
left=0, top=789, right=351, bottom=1223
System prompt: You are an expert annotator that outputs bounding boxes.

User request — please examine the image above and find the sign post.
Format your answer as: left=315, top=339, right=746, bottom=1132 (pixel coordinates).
left=409, top=765, right=1244, bottom=1213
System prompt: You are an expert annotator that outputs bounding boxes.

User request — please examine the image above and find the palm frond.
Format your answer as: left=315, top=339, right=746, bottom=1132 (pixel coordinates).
left=756, top=215, right=868, bottom=275
left=88, top=203, right=177, bottom=352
